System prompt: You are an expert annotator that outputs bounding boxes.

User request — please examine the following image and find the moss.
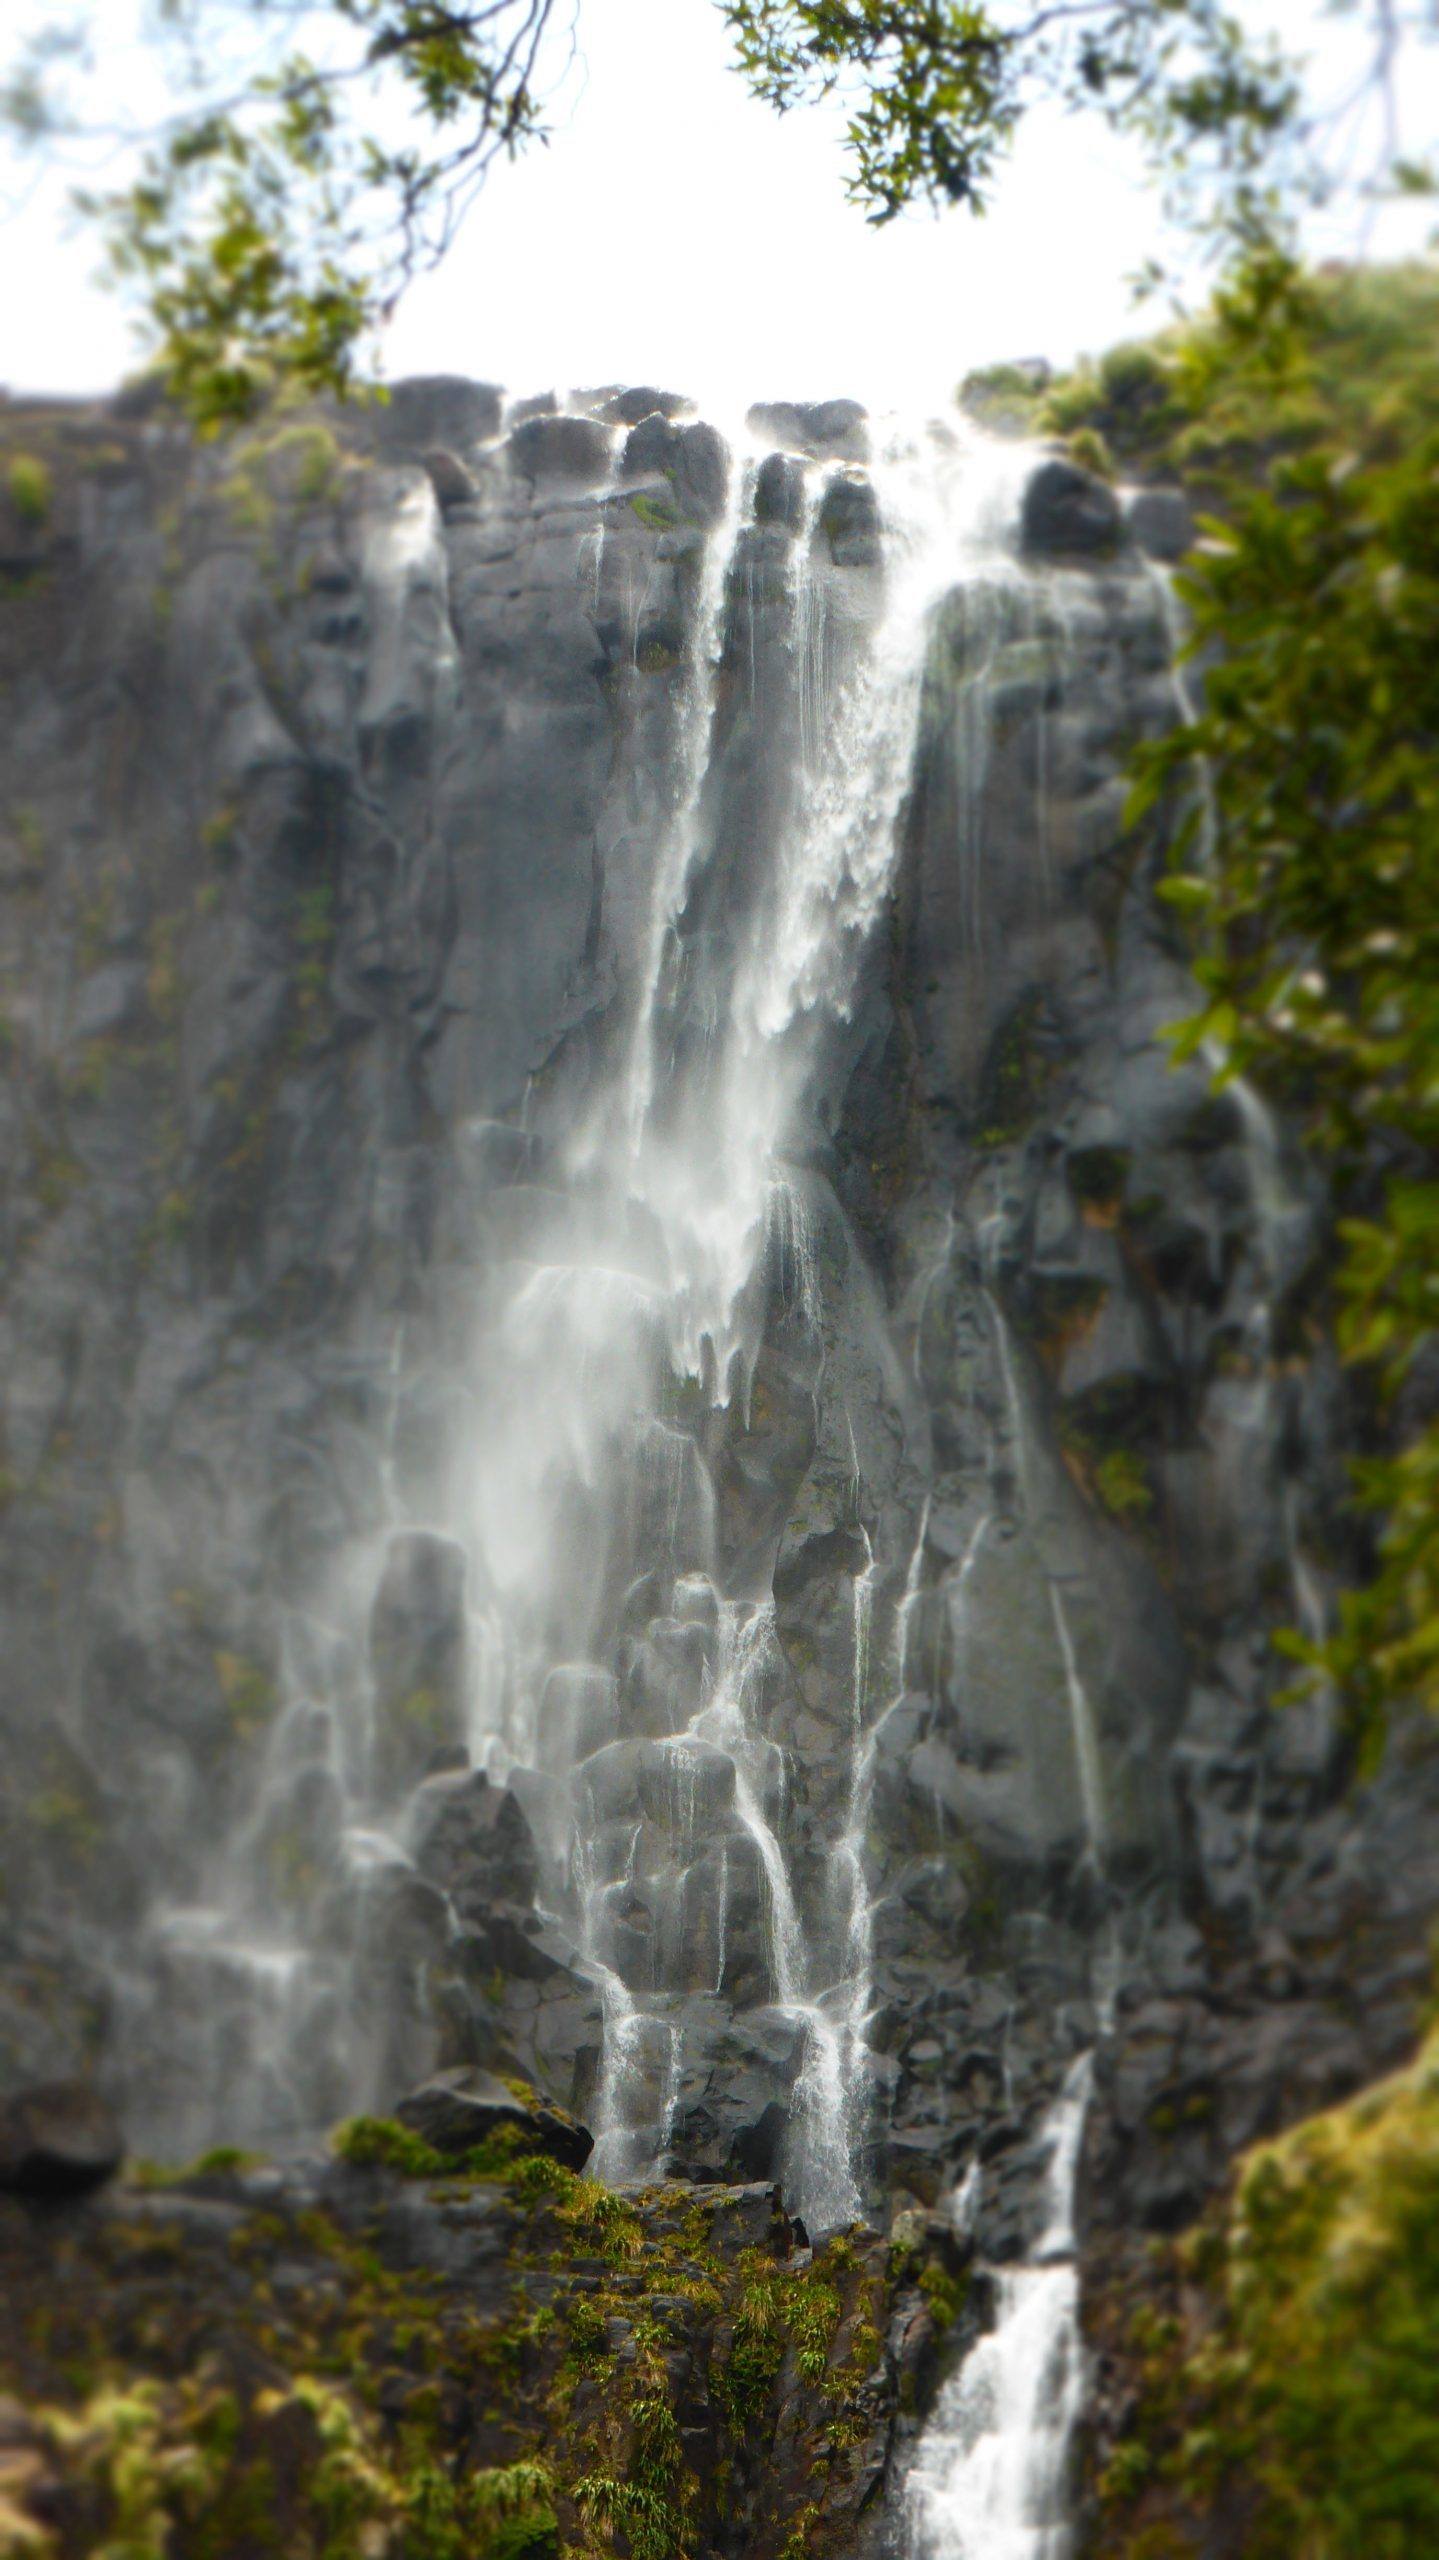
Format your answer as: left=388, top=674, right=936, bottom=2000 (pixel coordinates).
left=332, top=2116, right=453, bottom=2177
left=1092, top=1448, right=1154, bottom=1523
left=1, top=2145, right=894, bottom=2560
left=6, top=454, right=52, bottom=527
left=220, top=422, right=342, bottom=532
left=630, top=491, right=679, bottom=531
left=131, top=2147, right=267, bottom=2188
left=917, top=2258, right=969, bottom=2334
left=957, top=363, right=1047, bottom=434
left=330, top=2112, right=564, bottom=2190
left=1066, top=426, right=1115, bottom=481
left=1099, top=2029, right=1439, bottom=2557
left=972, top=989, right=1058, bottom=1149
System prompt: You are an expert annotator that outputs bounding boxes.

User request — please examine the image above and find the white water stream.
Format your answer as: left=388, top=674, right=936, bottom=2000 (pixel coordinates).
left=907, top=2055, right=1095, bottom=2560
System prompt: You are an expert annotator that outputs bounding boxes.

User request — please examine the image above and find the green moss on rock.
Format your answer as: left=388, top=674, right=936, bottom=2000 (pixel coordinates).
left=1092, top=2030, right=1439, bottom=2557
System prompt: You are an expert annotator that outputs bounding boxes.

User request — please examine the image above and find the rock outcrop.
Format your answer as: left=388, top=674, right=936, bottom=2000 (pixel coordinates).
left=0, top=2135, right=968, bottom=2560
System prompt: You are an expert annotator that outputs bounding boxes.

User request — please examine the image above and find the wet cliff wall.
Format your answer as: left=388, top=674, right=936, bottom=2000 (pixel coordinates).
left=1, top=373, right=1437, bottom=2555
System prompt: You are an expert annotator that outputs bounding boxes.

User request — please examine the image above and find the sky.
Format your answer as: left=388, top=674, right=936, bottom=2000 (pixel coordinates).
left=2, top=0, right=1433, bottom=412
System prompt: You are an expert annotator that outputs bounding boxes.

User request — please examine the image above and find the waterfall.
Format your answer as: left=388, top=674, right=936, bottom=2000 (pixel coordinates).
left=907, top=2056, right=1095, bottom=2560
left=1047, top=1584, right=1107, bottom=1868
left=120, top=398, right=1049, bottom=2216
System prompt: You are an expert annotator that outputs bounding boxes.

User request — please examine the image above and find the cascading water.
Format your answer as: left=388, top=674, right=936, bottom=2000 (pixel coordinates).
left=119, top=396, right=1076, bottom=2239
left=906, top=2055, right=1095, bottom=2560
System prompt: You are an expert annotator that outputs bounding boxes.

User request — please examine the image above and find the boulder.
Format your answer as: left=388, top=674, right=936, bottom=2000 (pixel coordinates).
left=1126, top=484, right=1193, bottom=563
left=1020, top=458, right=1124, bottom=559
left=618, top=417, right=728, bottom=523
left=817, top=469, right=882, bottom=569
left=507, top=413, right=614, bottom=487
left=602, top=386, right=694, bottom=425
left=374, top=376, right=503, bottom=454
left=747, top=398, right=868, bottom=461
left=421, top=447, right=479, bottom=510
left=673, top=421, right=729, bottom=525
left=393, top=2065, right=592, bottom=2170
left=0, top=2081, right=124, bottom=2197
left=753, top=452, right=807, bottom=532
left=410, top=1768, right=541, bottom=1918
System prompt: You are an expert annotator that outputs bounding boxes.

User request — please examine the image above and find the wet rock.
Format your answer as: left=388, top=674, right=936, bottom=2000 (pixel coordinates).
left=1020, top=458, right=1124, bottom=558
left=371, top=375, right=504, bottom=453
left=410, top=1768, right=541, bottom=1918
left=368, top=1533, right=469, bottom=1804
left=666, top=2006, right=809, bottom=2182
left=541, top=1663, right=620, bottom=1764
left=421, top=447, right=479, bottom=510
left=619, top=416, right=728, bottom=522
left=620, top=412, right=678, bottom=479
left=602, top=386, right=694, bottom=425
left=753, top=451, right=807, bottom=531
left=674, top=421, right=729, bottom=524
left=393, top=2063, right=593, bottom=2170
left=747, top=398, right=869, bottom=461
left=818, top=469, right=882, bottom=568
left=1126, top=484, right=1193, bottom=562
left=0, top=2080, right=124, bottom=2197
left=507, top=412, right=614, bottom=486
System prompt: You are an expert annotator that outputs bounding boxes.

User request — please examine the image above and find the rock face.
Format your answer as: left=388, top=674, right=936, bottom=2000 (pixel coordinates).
left=0, top=372, right=1434, bottom=2554
left=0, top=2144, right=959, bottom=2560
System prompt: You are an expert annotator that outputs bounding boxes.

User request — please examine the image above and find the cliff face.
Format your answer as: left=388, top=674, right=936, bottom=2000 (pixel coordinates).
left=0, top=376, right=1435, bottom=2550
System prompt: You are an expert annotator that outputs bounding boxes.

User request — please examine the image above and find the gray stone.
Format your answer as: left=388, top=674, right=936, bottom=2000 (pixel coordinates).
left=393, top=2064, right=592, bottom=2168
left=508, top=413, right=614, bottom=486
left=753, top=452, right=807, bottom=532
left=368, top=1533, right=469, bottom=1804
left=747, top=399, right=869, bottom=461
left=1021, top=458, right=1124, bottom=558
left=1126, top=485, right=1193, bottom=562
left=410, top=1768, right=541, bottom=1917
left=0, top=2080, right=124, bottom=2196
left=374, top=376, right=503, bottom=453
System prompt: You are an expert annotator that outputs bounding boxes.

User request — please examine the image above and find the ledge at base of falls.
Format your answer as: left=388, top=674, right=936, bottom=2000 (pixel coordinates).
left=0, top=2140, right=978, bottom=2560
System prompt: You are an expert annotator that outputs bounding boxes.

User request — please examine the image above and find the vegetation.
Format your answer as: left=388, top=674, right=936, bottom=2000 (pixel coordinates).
left=5, top=454, right=52, bottom=526
left=1111, top=256, right=1439, bottom=1756
left=1095, top=2032, right=1439, bottom=2556
left=0, top=2142, right=908, bottom=2560
left=2, top=0, right=1401, bottom=424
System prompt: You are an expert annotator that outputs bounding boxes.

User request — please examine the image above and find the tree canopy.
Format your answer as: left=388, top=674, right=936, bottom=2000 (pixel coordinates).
left=0, top=0, right=1399, bottom=422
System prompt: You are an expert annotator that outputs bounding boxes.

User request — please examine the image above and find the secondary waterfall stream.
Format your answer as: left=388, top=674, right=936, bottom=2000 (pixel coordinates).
left=907, top=2056, right=1095, bottom=2560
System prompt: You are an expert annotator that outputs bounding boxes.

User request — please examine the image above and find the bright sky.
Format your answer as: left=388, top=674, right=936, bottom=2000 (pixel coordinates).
left=2, top=0, right=1433, bottom=410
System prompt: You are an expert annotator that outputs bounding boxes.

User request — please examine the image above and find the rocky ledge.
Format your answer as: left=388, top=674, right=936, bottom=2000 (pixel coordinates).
left=0, top=2084, right=975, bottom=2560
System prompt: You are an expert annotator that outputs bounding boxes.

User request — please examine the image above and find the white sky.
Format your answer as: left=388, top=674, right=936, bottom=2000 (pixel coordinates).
left=2, top=0, right=1434, bottom=410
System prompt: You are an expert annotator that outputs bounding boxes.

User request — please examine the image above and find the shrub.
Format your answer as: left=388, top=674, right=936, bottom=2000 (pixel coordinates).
left=7, top=454, right=52, bottom=526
